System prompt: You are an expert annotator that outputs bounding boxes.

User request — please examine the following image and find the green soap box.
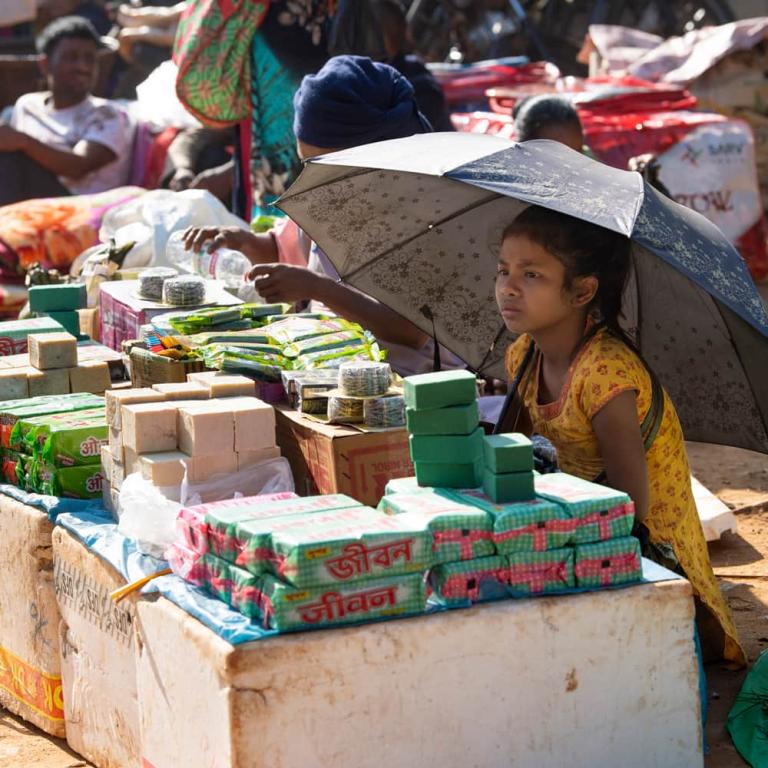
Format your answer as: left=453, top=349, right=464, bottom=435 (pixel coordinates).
left=414, top=458, right=483, bottom=489
left=406, top=401, right=479, bottom=436
left=29, top=283, right=87, bottom=312
left=482, top=433, right=533, bottom=473
left=482, top=468, right=535, bottom=503
left=409, top=426, right=483, bottom=464
left=46, top=311, right=81, bottom=337
left=403, top=370, right=476, bottom=410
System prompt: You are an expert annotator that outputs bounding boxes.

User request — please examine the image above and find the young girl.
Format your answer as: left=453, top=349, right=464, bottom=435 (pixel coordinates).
left=496, top=205, right=744, bottom=665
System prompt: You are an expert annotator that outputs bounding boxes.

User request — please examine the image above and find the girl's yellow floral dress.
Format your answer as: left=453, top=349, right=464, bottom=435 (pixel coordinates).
left=506, top=327, right=745, bottom=665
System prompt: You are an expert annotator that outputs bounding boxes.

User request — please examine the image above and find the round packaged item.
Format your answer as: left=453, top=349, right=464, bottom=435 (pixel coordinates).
left=327, top=396, right=365, bottom=424
left=138, top=267, right=178, bottom=300
left=364, top=395, right=405, bottom=428
left=162, top=274, right=206, bottom=306
left=337, top=361, right=392, bottom=397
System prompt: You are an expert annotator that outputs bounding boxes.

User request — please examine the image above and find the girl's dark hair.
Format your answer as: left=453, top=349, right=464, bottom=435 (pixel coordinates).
left=503, top=205, right=631, bottom=336
left=513, top=95, right=582, bottom=142
left=37, top=16, right=102, bottom=58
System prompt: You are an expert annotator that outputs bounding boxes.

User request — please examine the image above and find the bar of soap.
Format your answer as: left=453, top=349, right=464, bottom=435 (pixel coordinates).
left=105, top=387, right=166, bottom=429
left=177, top=403, right=234, bottom=455
left=482, top=468, right=535, bottom=503
left=0, top=370, right=28, bottom=399
left=123, top=447, right=140, bottom=475
left=403, top=370, right=476, bottom=410
left=482, top=433, right=533, bottom=474
left=140, top=450, right=189, bottom=487
left=152, top=382, right=210, bottom=400
left=100, top=445, right=113, bottom=478
left=203, top=374, right=256, bottom=398
left=29, top=332, right=77, bottom=370
left=187, top=451, right=238, bottom=483
left=28, top=283, right=87, bottom=312
left=409, top=427, right=483, bottom=464
left=28, top=367, right=69, bottom=395
left=122, top=402, right=178, bottom=453
left=47, top=311, right=81, bottom=337
left=69, top=360, right=111, bottom=394
left=237, top=446, right=281, bottom=471
left=414, top=459, right=482, bottom=489
left=227, top=397, right=276, bottom=452
left=406, top=401, right=479, bottom=436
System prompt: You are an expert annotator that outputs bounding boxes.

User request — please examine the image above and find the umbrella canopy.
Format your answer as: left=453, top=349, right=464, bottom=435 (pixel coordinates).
left=278, top=133, right=768, bottom=454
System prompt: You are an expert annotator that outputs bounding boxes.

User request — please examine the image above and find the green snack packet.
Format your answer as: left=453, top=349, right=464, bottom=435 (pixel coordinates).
left=282, top=329, right=366, bottom=359
left=262, top=316, right=358, bottom=345
left=190, top=330, right=272, bottom=346
left=430, top=555, right=509, bottom=605
left=268, top=507, right=432, bottom=589
left=409, top=427, right=484, bottom=464
left=403, top=370, right=476, bottom=410
left=296, top=341, right=385, bottom=369
left=240, top=303, right=291, bottom=319
left=28, top=409, right=107, bottom=467
left=379, top=492, right=494, bottom=563
left=573, top=538, right=642, bottom=589
left=482, top=433, right=533, bottom=473
left=31, top=461, right=106, bottom=499
left=258, top=572, right=427, bottom=632
left=507, top=548, right=575, bottom=596
left=405, top=402, right=479, bottom=436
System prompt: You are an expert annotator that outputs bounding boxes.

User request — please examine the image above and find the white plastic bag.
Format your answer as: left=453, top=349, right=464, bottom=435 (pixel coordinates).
left=134, top=61, right=201, bottom=131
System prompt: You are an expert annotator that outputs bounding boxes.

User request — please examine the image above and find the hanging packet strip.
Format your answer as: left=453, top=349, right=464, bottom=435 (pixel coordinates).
left=257, top=572, right=428, bottom=632
left=268, top=509, right=432, bottom=589
left=379, top=492, right=495, bottom=563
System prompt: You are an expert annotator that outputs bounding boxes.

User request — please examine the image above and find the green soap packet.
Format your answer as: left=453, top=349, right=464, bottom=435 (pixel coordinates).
left=573, top=537, right=642, bottom=589
left=482, top=433, right=533, bottom=473
left=414, top=458, right=482, bottom=489
left=430, top=555, right=508, bottom=605
left=380, top=492, right=495, bottom=563
left=46, top=311, right=81, bottom=337
left=31, top=461, right=106, bottom=498
left=507, top=548, right=575, bottom=596
left=229, top=563, right=262, bottom=619
left=269, top=508, right=433, bottom=589
left=409, top=427, right=483, bottom=464
left=405, top=402, right=479, bottom=436
left=482, top=468, right=535, bottom=504
left=198, top=552, right=234, bottom=605
left=572, top=504, right=634, bottom=545
left=259, top=572, right=427, bottom=632
left=204, top=494, right=362, bottom=563
left=383, top=476, right=426, bottom=496
left=29, top=411, right=107, bottom=467
left=534, top=472, right=631, bottom=518
left=403, top=370, right=476, bottom=410
left=0, top=449, right=22, bottom=486
left=28, top=283, right=86, bottom=312
left=19, top=407, right=105, bottom=455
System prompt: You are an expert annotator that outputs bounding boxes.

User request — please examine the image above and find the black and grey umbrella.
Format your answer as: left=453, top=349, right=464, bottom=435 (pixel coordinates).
left=278, top=133, right=768, bottom=454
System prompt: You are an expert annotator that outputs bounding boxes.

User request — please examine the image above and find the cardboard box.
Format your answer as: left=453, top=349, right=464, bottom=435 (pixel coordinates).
left=99, top=280, right=242, bottom=352
left=275, top=406, right=413, bottom=507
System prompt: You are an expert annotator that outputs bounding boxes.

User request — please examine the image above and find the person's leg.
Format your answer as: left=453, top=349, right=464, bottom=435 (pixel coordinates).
left=0, top=152, right=71, bottom=206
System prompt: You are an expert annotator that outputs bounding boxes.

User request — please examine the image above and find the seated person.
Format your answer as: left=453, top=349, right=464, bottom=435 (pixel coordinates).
left=0, top=16, right=132, bottom=206
left=512, top=94, right=585, bottom=152
left=184, top=55, right=464, bottom=377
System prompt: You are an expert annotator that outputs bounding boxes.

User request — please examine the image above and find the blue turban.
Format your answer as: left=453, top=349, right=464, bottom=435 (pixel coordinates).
left=293, top=55, right=432, bottom=149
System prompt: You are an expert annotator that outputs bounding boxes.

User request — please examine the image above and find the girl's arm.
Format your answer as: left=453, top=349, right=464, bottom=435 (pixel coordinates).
left=591, top=390, right=649, bottom=522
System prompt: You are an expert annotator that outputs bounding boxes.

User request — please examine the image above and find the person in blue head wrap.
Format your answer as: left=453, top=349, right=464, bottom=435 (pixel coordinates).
left=184, top=55, right=465, bottom=376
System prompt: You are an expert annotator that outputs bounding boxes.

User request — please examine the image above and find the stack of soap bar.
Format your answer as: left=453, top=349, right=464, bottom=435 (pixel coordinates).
left=152, top=382, right=209, bottom=400
left=0, top=369, right=29, bottom=399
left=29, top=332, right=78, bottom=370
left=404, top=370, right=482, bottom=489
left=29, top=284, right=87, bottom=340
left=69, top=360, right=111, bottom=394
left=481, top=433, right=535, bottom=503
left=187, top=371, right=256, bottom=398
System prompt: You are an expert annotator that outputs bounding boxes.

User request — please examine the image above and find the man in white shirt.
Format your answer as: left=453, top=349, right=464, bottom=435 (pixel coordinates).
left=0, top=16, right=132, bottom=205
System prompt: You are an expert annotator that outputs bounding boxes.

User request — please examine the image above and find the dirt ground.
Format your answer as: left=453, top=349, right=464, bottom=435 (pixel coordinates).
left=1, top=447, right=767, bottom=767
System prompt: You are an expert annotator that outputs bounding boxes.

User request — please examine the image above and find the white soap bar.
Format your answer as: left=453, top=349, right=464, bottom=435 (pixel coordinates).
left=105, top=387, right=166, bottom=429
left=108, top=427, right=123, bottom=455
left=237, top=446, right=281, bottom=471
left=122, top=402, right=178, bottom=453
left=0, top=369, right=28, bottom=399
left=100, top=445, right=113, bottom=478
left=188, top=372, right=256, bottom=398
left=152, top=382, right=210, bottom=401
left=177, top=403, right=234, bottom=456
left=28, top=368, right=69, bottom=396
left=140, top=451, right=189, bottom=487
left=187, top=451, right=238, bottom=483
left=69, top=360, right=111, bottom=394
left=227, top=397, right=276, bottom=452
left=29, top=332, right=77, bottom=370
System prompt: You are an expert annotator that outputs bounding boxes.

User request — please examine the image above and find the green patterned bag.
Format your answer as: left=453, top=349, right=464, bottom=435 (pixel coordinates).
left=430, top=556, right=508, bottom=605
left=379, top=492, right=494, bottom=563
left=506, top=549, right=575, bottom=596
left=574, top=538, right=642, bottom=589
left=258, top=572, right=427, bottom=631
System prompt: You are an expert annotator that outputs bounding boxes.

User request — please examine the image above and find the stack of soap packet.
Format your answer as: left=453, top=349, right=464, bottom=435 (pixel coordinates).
left=404, top=370, right=482, bottom=488
left=481, top=433, right=535, bottom=503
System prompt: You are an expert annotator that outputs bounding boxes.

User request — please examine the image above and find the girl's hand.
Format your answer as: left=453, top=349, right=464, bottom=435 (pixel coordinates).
left=591, top=390, right=649, bottom=522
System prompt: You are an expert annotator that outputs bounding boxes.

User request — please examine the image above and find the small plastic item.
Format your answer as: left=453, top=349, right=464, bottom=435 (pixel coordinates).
left=138, top=267, right=178, bottom=300
left=162, top=274, right=206, bottom=306
left=338, top=361, right=392, bottom=397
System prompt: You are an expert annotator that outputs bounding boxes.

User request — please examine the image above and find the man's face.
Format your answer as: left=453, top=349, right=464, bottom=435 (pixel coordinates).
left=42, top=37, right=98, bottom=103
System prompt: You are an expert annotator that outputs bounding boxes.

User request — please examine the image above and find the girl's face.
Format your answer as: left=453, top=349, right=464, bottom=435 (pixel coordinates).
left=495, top=234, right=595, bottom=335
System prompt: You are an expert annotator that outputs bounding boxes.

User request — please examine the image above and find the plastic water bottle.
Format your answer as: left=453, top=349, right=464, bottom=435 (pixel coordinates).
left=165, top=230, right=260, bottom=302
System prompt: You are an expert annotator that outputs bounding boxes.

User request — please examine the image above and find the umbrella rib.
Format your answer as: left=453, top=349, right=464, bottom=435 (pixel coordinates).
left=276, top=167, right=378, bottom=208
left=342, top=191, right=501, bottom=281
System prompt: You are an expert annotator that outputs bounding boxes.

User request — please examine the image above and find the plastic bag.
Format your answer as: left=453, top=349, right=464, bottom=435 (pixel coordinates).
left=134, top=61, right=201, bottom=131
